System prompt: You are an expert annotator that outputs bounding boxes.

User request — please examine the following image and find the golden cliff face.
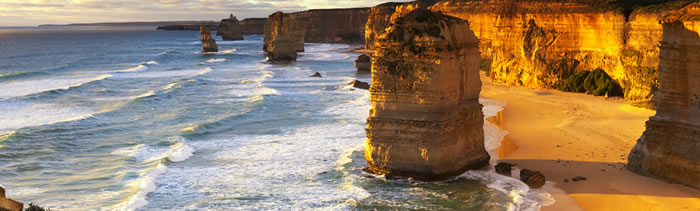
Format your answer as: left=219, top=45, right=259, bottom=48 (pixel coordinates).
left=264, top=12, right=305, bottom=53
left=628, top=3, right=700, bottom=189
left=365, top=2, right=404, bottom=49
left=430, top=0, right=670, bottom=99
left=365, top=9, right=489, bottom=180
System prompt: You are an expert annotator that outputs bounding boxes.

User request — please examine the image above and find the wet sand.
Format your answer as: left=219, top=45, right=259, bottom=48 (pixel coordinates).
left=479, top=73, right=700, bottom=210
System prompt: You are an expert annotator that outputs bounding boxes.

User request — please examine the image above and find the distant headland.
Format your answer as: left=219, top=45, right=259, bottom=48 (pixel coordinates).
left=39, top=21, right=218, bottom=27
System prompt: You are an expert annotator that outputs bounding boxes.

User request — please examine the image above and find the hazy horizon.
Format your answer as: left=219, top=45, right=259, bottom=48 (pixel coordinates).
left=1, top=0, right=411, bottom=27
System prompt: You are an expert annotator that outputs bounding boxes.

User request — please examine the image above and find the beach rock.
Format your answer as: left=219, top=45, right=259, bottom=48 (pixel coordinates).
left=0, top=186, right=23, bottom=211
left=200, top=26, right=218, bottom=53
left=430, top=1, right=686, bottom=100
left=240, top=18, right=267, bottom=34
left=216, top=14, right=244, bottom=40
left=628, top=4, right=700, bottom=190
left=349, top=80, right=369, bottom=90
left=309, top=72, right=322, bottom=77
left=364, top=9, right=489, bottom=180
left=264, top=12, right=298, bottom=61
left=354, top=54, right=372, bottom=72
left=494, top=162, right=514, bottom=175
left=572, top=176, right=587, bottom=182
left=520, top=169, right=546, bottom=188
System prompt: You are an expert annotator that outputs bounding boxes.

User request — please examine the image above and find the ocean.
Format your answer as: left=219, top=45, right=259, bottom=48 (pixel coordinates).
left=0, top=26, right=552, bottom=210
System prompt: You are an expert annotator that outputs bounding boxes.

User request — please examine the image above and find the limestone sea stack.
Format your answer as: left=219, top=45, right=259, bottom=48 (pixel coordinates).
left=354, top=54, right=371, bottom=72
left=216, top=14, right=244, bottom=40
left=628, top=4, right=700, bottom=189
left=365, top=9, right=489, bottom=180
left=0, top=186, right=23, bottom=211
left=264, top=12, right=298, bottom=61
left=200, top=26, right=218, bottom=53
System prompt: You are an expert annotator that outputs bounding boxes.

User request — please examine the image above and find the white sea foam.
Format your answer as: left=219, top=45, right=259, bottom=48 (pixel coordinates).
left=206, top=58, right=226, bottom=63
left=114, top=67, right=211, bottom=79
left=458, top=170, right=555, bottom=211
left=0, top=100, right=96, bottom=131
left=481, top=98, right=510, bottom=152
left=0, top=74, right=112, bottom=99
left=118, top=64, right=148, bottom=73
left=141, top=61, right=159, bottom=65
left=130, top=91, right=156, bottom=100
left=111, top=137, right=195, bottom=163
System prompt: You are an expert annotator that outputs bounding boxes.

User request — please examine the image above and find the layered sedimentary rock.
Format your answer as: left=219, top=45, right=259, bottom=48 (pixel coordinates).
left=365, top=9, right=489, bottom=180
left=264, top=12, right=305, bottom=53
left=240, top=18, right=267, bottom=34
left=264, top=8, right=371, bottom=52
left=216, top=14, right=244, bottom=40
left=264, top=12, right=298, bottom=61
left=200, top=26, right=218, bottom=53
left=354, top=54, right=371, bottom=72
left=364, top=0, right=439, bottom=50
left=628, top=4, right=700, bottom=189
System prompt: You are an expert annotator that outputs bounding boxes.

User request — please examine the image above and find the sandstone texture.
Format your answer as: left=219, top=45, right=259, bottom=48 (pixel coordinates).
left=339, top=0, right=693, bottom=100
left=216, top=14, right=244, bottom=40
left=628, top=3, right=700, bottom=189
left=240, top=18, right=267, bottom=34
left=264, top=8, right=371, bottom=53
left=0, top=186, right=23, bottom=211
left=365, top=9, right=489, bottom=180
left=264, top=12, right=305, bottom=53
left=200, top=26, right=218, bottom=53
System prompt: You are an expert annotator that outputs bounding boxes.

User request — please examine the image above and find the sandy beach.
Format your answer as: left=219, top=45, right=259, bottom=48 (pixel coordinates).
left=479, top=73, right=700, bottom=210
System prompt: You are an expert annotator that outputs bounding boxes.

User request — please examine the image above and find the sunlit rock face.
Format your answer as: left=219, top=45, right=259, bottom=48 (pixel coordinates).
left=240, top=18, right=267, bottom=35
left=216, top=14, right=244, bottom=41
left=628, top=4, right=700, bottom=189
left=264, top=12, right=305, bottom=53
left=429, top=0, right=684, bottom=100
left=200, top=26, right=218, bottom=53
left=364, top=0, right=439, bottom=50
left=264, top=12, right=298, bottom=61
left=365, top=9, right=489, bottom=180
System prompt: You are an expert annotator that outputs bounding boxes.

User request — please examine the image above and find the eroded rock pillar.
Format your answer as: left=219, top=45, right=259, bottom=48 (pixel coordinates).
left=216, top=14, right=244, bottom=40
left=365, top=9, right=489, bottom=180
left=200, top=26, right=218, bottom=53
left=628, top=6, right=700, bottom=189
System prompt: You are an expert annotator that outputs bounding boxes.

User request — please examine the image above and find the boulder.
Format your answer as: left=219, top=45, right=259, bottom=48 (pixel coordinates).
left=200, top=26, right=218, bottom=53
left=216, top=14, right=244, bottom=40
left=309, top=72, right=322, bottom=77
left=0, top=186, right=23, bottom=211
left=520, top=169, right=546, bottom=188
left=495, top=162, right=514, bottom=176
left=354, top=54, right=371, bottom=72
left=572, top=176, right=587, bottom=182
left=364, top=9, right=489, bottom=180
left=349, top=80, right=369, bottom=90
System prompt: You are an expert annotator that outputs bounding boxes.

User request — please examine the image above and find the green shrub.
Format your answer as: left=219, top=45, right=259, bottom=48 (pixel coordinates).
left=559, top=68, right=624, bottom=97
left=480, top=59, right=492, bottom=76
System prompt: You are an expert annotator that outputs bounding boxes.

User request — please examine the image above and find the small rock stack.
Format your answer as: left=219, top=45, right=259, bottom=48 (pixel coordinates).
left=216, top=14, right=244, bottom=40
left=0, top=186, right=23, bottom=211
left=354, top=54, right=372, bottom=72
left=365, top=9, right=489, bottom=180
left=200, top=26, right=218, bottom=53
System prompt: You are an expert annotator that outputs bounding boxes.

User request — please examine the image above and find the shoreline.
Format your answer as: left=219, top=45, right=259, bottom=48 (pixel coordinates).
left=479, top=73, right=700, bottom=210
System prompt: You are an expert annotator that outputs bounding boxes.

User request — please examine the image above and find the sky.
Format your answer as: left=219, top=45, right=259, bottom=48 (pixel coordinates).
left=0, top=0, right=412, bottom=26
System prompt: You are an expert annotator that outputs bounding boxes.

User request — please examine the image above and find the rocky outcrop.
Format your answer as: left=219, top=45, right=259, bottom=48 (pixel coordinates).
left=264, top=12, right=305, bottom=53
left=0, top=186, right=23, bottom=211
left=216, top=14, right=244, bottom=40
left=628, top=4, right=700, bottom=189
left=364, top=1, right=439, bottom=50
left=427, top=0, right=696, bottom=100
left=240, top=18, right=267, bottom=34
left=264, top=8, right=371, bottom=52
left=354, top=54, right=372, bottom=72
left=156, top=24, right=216, bottom=31
left=200, top=26, right=218, bottom=53
left=365, top=9, right=489, bottom=180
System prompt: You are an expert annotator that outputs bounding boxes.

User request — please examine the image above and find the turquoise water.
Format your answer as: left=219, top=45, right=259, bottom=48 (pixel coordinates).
left=0, top=26, right=551, bottom=210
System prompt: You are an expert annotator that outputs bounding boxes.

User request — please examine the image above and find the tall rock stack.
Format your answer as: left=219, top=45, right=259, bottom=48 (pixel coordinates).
left=264, top=12, right=299, bottom=61
left=200, top=26, right=218, bottom=53
left=216, top=14, right=244, bottom=40
left=365, top=9, right=489, bottom=180
left=628, top=4, right=700, bottom=189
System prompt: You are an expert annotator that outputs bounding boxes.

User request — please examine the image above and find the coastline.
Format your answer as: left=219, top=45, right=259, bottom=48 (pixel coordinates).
left=479, top=73, right=700, bottom=210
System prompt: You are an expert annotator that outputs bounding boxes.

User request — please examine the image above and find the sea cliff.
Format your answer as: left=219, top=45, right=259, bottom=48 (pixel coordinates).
left=240, top=18, right=267, bottom=34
